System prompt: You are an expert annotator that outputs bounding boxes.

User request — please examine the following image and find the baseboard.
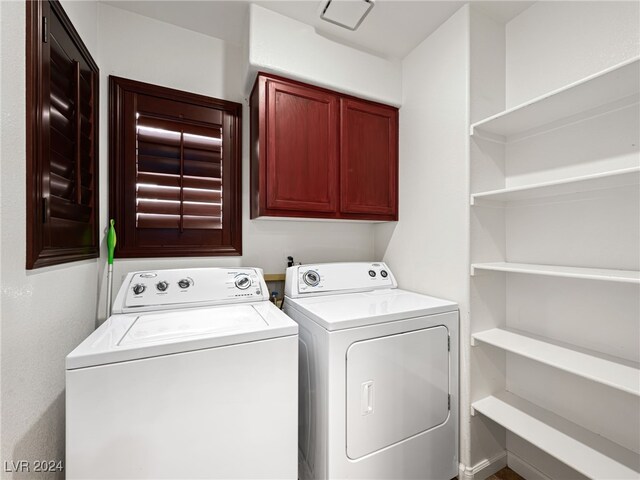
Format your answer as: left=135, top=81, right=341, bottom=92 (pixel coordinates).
left=507, top=451, right=553, bottom=480
left=459, top=451, right=507, bottom=480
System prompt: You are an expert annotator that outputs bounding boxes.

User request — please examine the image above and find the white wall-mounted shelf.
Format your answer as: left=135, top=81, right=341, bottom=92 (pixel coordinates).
left=471, top=262, right=640, bottom=284
left=470, top=167, right=640, bottom=205
left=470, top=58, right=640, bottom=138
left=472, top=392, right=640, bottom=479
left=471, top=328, right=640, bottom=396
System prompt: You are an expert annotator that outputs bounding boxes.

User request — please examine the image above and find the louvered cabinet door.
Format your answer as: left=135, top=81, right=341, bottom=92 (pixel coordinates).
left=131, top=95, right=226, bottom=251
left=46, top=6, right=96, bottom=248
left=340, top=98, right=398, bottom=219
left=110, top=77, right=242, bottom=257
left=27, top=0, right=99, bottom=269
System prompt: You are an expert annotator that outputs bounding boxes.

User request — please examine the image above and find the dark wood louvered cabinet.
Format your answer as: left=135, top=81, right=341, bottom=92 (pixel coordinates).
left=109, top=77, right=242, bottom=258
left=26, top=0, right=99, bottom=269
left=250, top=73, right=398, bottom=221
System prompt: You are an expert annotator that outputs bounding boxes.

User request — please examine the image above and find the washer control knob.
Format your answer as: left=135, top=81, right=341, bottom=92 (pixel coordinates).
left=178, top=279, right=191, bottom=289
left=132, top=284, right=146, bottom=295
left=368, top=270, right=377, bottom=278
left=303, top=270, right=321, bottom=287
left=380, top=270, right=388, bottom=278
left=156, top=281, right=169, bottom=292
left=235, top=275, right=251, bottom=290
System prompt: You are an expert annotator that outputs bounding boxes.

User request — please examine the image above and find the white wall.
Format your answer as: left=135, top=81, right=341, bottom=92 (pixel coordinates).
left=505, top=1, right=640, bottom=107
left=247, top=4, right=402, bottom=106
left=0, top=2, right=100, bottom=478
left=96, top=4, right=376, bottom=318
left=373, top=3, right=471, bottom=471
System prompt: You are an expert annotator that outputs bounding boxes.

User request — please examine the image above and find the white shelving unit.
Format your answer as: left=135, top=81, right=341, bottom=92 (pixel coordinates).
left=470, top=58, right=639, bottom=138
left=471, top=262, right=640, bottom=284
left=470, top=167, right=640, bottom=205
left=469, top=54, right=640, bottom=478
left=471, top=328, right=640, bottom=396
left=471, top=392, right=640, bottom=480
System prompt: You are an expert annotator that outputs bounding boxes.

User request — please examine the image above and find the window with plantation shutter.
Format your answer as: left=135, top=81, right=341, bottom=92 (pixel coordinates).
left=26, top=0, right=99, bottom=269
left=110, top=77, right=242, bottom=257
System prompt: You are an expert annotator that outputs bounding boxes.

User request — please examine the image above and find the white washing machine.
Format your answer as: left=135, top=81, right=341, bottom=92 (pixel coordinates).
left=284, top=262, right=459, bottom=480
left=66, top=267, right=298, bottom=480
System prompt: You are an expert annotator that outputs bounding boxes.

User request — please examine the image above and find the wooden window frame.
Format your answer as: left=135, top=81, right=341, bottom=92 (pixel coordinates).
left=109, top=76, right=243, bottom=258
left=26, top=0, right=100, bottom=269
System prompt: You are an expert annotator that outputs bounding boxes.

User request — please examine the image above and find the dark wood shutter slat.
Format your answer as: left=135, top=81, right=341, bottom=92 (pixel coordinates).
left=50, top=39, right=72, bottom=72
left=136, top=171, right=222, bottom=190
left=136, top=184, right=221, bottom=203
left=137, top=135, right=222, bottom=157
left=50, top=172, right=74, bottom=199
left=50, top=60, right=74, bottom=94
left=136, top=214, right=222, bottom=230
left=137, top=141, right=178, bottom=160
left=137, top=154, right=221, bottom=178
left=138, top=142, right=221, bottom=164
left=137, top=200, right=222, bottom=217
left=137, top=115, right=222, bottom=139
left=50, top=151, right=74, bottom=178
left=50, top=103, right=73, bottom=133
left=50, top=126, right=74, bottom=158
left=182, top=135, right=222, bottom=151
left=50, top=82, right=74, bottom=115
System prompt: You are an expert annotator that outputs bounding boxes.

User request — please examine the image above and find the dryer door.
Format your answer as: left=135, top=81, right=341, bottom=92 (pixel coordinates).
left=346, top=325, right=449, bottom=459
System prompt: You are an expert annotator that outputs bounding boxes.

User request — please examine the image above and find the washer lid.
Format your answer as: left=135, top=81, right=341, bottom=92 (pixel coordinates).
left=66, top=303, right=298, bottom=370
left=287, top=289, right=457, bottom=331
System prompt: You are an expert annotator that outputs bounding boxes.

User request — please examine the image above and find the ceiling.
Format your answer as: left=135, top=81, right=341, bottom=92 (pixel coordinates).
left=101, top=0, right=534, bottom=60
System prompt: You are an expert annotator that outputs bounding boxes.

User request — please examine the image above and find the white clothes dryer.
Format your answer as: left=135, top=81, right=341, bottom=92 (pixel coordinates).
left=66, top=267, right=298, bottom=480
left=284, top=262, right=458, bottom=480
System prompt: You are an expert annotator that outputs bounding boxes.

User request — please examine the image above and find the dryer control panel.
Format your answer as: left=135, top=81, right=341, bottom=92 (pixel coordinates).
left=285, top=262, right=397, bottom=298
left=113, top=268, right=268, bottom=313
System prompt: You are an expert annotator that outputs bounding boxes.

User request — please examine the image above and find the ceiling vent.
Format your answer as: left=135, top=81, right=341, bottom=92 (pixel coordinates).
left=320, top=0, right=375, bottom=31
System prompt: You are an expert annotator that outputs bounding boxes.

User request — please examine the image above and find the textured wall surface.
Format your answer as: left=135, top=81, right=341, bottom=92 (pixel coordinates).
left=0, top=2, right=100, bottom=478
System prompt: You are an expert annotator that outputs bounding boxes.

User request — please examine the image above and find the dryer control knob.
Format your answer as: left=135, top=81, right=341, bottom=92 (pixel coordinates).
left=132, top=283, right=146, bottom=295
left=156, top=281, right=169, bottom=292
left=303, top=270, right=321, bottom=287
left=235, top=275, right=251, bottom=290
left=178, top=279, right=192, bottom=289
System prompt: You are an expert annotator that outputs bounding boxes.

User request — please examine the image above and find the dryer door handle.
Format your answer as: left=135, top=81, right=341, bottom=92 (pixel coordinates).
left=361, top=380, right=374, bottom=416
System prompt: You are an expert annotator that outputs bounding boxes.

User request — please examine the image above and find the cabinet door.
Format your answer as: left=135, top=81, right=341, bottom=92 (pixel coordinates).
left=340, top=99, right=398, bottom=217
left=266, top=79, right=339, bottom=213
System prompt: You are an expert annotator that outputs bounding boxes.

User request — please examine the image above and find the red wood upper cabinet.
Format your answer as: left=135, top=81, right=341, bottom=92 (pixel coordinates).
left=340, top=99, right=398, bottom=218
left=266, top=78, right=339, bottom=213
left=251, top=73, right=398, bottom=221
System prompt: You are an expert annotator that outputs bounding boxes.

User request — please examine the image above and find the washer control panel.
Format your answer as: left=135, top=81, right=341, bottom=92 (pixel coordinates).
left=115, top=268, right=268, bottom=313
left=285, top=262, right=397, bottom=297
